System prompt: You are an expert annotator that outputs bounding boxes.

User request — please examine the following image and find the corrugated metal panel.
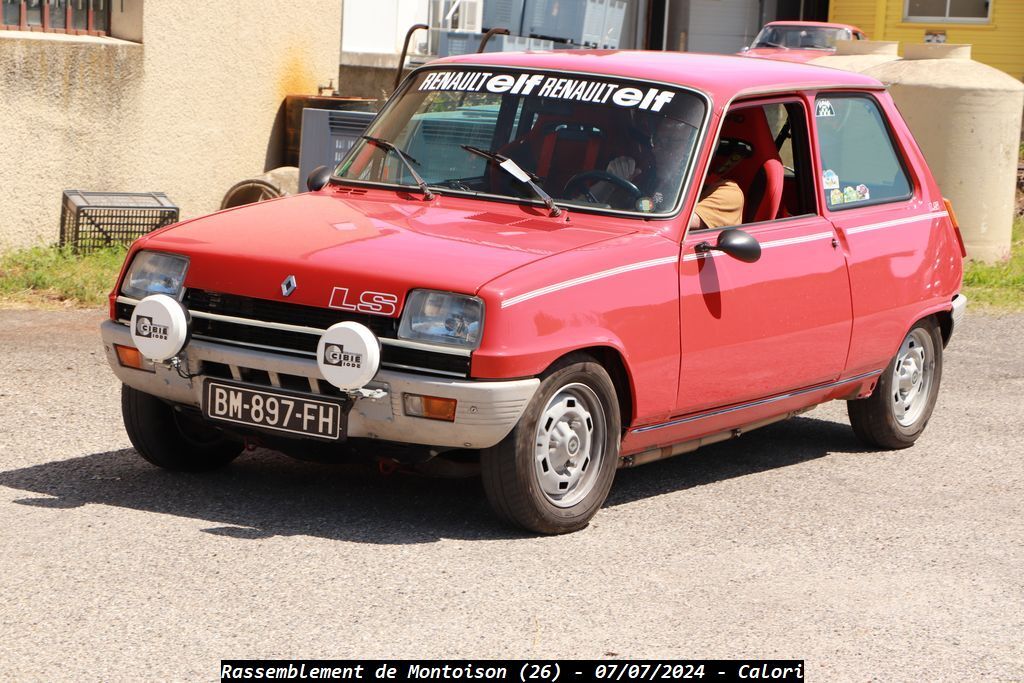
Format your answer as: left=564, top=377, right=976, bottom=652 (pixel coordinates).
left=688, top=0, right=761, bottom=54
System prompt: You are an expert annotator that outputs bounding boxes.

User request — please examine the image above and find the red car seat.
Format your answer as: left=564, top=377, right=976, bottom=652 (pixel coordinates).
left=492, top=107, right=643, bottom=197
left=493, top=115, right=600, bottom=192
left=716, top=107, right=784, bottom=223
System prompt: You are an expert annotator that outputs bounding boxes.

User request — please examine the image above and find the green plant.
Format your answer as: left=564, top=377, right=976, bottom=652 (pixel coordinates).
left=962, top=216, right=1024, bottom=311
left=0, top=245, right=126, bottom=308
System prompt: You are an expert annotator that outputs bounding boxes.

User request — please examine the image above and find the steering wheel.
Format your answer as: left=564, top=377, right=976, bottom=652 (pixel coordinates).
left=562, top=170, right=643, bottom=205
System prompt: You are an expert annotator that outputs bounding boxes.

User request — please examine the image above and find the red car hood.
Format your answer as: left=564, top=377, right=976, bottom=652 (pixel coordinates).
left=740, top=47, right=831, bottom=63
left=139, top=189, right=635, bottom=316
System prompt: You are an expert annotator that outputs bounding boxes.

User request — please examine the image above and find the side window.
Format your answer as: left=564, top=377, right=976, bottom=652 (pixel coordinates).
left=1, top=0, right=111, bottom=35
left=815, top=95, right=913, bottom=210
left=695, top=99, right=815, bottom=231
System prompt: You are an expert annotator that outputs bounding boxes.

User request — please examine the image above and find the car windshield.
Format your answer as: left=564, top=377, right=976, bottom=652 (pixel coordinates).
left=752, top=25, right=852, bottom=50
left=334, top=68, right=706, bottom=216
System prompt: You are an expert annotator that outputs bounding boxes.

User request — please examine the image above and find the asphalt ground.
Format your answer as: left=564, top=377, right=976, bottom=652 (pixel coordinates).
left=0, top=308, right=1021, bottom=682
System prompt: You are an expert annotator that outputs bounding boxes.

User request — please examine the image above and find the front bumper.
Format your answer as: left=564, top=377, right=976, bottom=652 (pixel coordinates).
left=101, top=320, right=538, bottom=449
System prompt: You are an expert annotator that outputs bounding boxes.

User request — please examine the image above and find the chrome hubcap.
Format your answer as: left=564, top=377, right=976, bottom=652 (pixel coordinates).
left=892, top=328, right=934, bottom=427
left=534, top=383, right=606, bottom=508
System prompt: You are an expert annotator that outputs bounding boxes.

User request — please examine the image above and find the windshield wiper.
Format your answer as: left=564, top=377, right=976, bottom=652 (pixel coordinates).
left=362, top=135, right=435, bottom=200
left=755, top=40, right=786, bottom=49
left=462, top=145, right=563, bottom=217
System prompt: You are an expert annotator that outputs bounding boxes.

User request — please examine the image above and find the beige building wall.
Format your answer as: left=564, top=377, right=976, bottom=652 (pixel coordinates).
left=0, top=0, right=341, bottom=252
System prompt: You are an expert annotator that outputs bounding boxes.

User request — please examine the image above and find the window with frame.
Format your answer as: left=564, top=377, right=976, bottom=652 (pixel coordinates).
left=815, top=94, right=913, bottom=211
left=905, top=0, right=991, bottom=22
left=694, top=99, right=816, bottom=231
left=1, top=0, right=110, bottom=35
left=337, top=68, right=706, bottom=217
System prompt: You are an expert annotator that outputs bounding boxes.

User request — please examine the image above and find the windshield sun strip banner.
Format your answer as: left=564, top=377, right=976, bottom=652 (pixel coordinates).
left=335, top=65, right=712, bottom=220
left=419, top=71, right=679, bottom=113
left=415, top=69, right=703, bottom=127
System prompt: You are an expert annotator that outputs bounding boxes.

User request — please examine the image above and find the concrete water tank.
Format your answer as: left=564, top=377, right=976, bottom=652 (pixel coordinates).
left=810, top=40, right=901, bottom=72
left=864, top=44, right=1024, bottom=263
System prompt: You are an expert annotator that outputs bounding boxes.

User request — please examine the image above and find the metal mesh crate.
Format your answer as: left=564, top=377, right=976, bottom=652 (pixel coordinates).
left=60, top=190, right=179, bottom=253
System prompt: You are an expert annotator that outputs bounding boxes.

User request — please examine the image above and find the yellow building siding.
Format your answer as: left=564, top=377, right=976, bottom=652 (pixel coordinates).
left=828, top=0, right=880, bottom=38
left=831, top=0, right=1024, bottom=81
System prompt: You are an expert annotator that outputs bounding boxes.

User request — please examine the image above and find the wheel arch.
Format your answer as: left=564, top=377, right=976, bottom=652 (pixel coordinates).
left=540, top=344, right=635, bottom=433
left=890, top=303, right=953, bottom=358
left=934, top=308, right=954, bottom=347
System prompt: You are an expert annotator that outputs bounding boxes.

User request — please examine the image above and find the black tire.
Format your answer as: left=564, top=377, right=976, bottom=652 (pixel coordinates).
left=481, top=357, right=621, bottom=534
left=847, top=318, right=943, bottom=449
left=121, top=384, right=243, bottom=471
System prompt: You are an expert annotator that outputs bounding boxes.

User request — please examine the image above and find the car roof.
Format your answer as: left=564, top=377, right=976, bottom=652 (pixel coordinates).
left=432, top=50, right=884, bottom=106
left=764, top=20, right=864, bottom=33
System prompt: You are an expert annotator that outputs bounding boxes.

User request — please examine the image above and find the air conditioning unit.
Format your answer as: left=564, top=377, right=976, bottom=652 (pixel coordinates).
left=427, top=0, right=484, bottom=55
left=523, top=0, right=625, bottom=48
left=482, top=0, right=526, bottom=33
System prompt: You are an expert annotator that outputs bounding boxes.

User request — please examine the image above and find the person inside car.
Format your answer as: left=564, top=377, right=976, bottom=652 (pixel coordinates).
left=591, top=117, right=745, bottom=230
left=688, top=173, right=743, bottom=229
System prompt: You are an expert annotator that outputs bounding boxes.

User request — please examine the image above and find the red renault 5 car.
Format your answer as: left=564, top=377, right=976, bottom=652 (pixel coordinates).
left=102, top=51, right=966, bottom=534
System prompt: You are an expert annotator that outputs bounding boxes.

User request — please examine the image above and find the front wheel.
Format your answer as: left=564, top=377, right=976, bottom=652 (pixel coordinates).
left=847, top=318, right=943, bottom=449
left=481, top=358, right=621, bottom=534
left=121, top=385, right=243, bottom=471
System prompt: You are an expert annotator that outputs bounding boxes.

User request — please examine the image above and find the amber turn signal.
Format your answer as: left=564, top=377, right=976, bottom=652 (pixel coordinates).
left=114, top=344, right=154, bottom=372
left=943, top=198, right=968, bottom=258
left=402, top=393, right=457, bottom=421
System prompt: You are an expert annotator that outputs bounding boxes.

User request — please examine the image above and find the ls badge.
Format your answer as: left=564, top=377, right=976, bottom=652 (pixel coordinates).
left=281, top=275, right=297, bottom=297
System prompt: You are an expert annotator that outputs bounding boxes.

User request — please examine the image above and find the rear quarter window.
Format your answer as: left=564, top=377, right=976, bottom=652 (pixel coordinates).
left=815, top=94, right=913, bottom=210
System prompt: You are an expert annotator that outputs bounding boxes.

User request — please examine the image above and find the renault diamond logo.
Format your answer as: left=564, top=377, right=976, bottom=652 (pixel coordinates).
left=281, top=275, right=297, bottom=297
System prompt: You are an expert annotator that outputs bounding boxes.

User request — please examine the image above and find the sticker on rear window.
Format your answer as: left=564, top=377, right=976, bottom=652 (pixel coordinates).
left=816, top=100, right=835, bottom=117
left=856, top=184, right=870, bottom=201
left=822, top=169, right=839, bottom=190
left=830, top=188, right=844, bottom=205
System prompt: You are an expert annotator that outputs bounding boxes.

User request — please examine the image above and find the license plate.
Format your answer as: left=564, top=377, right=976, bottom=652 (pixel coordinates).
left=202, top=379, right=347, bottom=440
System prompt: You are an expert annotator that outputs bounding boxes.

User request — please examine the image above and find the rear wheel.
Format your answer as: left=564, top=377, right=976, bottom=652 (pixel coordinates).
left=847, top=318, right=943, bottom=449
left=121, top=385, right=243, bottom=471
left=481, top=358, right=620, bottom=534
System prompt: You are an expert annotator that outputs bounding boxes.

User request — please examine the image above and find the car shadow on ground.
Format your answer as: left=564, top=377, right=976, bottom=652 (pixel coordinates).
left=0, top=415, right=869, bottom=544
left=607, top=414, right=870, bottom=507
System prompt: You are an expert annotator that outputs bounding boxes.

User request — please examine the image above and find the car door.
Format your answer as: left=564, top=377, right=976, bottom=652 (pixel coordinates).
left=676, top=97, right=854, bottom=415
left=812, top=91, right=952, bottom=377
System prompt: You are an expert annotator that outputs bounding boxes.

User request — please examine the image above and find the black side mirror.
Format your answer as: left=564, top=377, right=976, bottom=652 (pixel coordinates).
left=696, top=228, right=761, bottom=263
left=306, top=165, right=332, bottom=192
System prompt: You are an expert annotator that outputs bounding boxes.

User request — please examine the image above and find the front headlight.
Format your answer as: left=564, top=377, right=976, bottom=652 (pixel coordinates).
left=120, top=251, right=189, bottom=299
left=398, top=290, right=484, bottom=349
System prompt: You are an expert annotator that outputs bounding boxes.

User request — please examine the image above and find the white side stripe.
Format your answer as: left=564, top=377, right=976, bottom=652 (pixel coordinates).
left=845, top=210, right=948, bottom=235
left=499, top=212, right=947, bottom=308
left=681, top=251, right=722, bottom=262
left=682, top=230, right=833, bottom=262
left=501, top=256, right=677, bottom=308
left=761, top=231, right=835, bottom=249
